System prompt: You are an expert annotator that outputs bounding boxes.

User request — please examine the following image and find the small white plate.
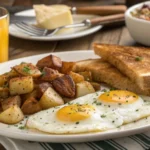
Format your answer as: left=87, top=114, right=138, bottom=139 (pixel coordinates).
left=9, top=9, right=102, bottom=41
left=0, top=51, right=150, bottom=143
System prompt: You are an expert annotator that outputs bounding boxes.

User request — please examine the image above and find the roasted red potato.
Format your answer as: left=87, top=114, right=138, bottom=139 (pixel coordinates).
left=36, top=55, right=62, bottom=71
left=0, top=69, right=19, bottom=87
left=69, top=71, right=84, bottom=83
left=78, top=71, right=93, bottom=81
left=61, top=61, right=75, bottom=74
left=0, top=105, right=24, bottom=124
left=1, top=95, right=21, bottom=111
left=13, top=63, right=41, bottom=78
left=90, top=82, right=101, bottom=91
left=40, top=67, right=62, bottom=81
left=9, top=76, right=34, bottom=95
left=21, top=90, right=38, bottom=102
left=52, top=75, right=75, bottom=98
left=36, top=82, right=52, bottom=98
left=21, top=97, right=42, bottom=115
left=0, top=87, right=9, bottom=99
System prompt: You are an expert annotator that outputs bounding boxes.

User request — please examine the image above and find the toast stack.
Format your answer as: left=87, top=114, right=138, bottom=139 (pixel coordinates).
left=94, top=44, right=150, bottom=90
left=73, top=44, right=150, bottom=96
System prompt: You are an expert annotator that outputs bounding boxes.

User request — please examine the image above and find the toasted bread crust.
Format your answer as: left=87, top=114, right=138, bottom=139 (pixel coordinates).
left=73, top=59, right=150, bottom=96
left=94, top=43, right=150, bottom=89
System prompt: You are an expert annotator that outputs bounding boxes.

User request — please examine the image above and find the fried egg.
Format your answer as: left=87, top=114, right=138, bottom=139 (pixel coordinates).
left=26, top=90, right=150, bottom=134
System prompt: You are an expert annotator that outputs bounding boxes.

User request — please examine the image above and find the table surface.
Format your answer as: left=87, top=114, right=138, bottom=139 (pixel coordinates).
left=0, top=0, right=142, bottom=150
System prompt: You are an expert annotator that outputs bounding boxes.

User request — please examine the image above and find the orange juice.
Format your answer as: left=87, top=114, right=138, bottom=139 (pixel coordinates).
left=0, top=8, right=9, bottom=62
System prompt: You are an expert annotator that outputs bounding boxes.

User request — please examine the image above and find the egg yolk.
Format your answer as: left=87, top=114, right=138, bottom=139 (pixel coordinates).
left=99, top=90, right=138, bottom=104
left=57, top=104, right=95, bottom=122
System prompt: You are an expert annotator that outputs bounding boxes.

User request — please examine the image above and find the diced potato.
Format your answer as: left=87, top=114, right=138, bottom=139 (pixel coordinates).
left=39, top=87, right=64, bottom=110
left=61, top=61, right=75, bottom=74
left=0, top=75, right=7, bottom=87
left=90, top=82, right=101, bottom=91
left=52, top=75, right=75, bottom=98
left=0, top=70, right=19, bottom=87
left=78, top=71, right=92, bottom=81
left=69, top=71, right=84, bottom=83
left=76, top=81, right=95, bottom=98
left=13, top=63, right=41, bottom=78
left=36, top=82, right=52, bottom=98
left=0, top=87, right=9, bottom=98
left=36, top=55, right=62, bottom=71
left=0, top=102, right=3, bottom=113
left=0, top=105, right=24, bottom=124
left=21, top=97, right=42, bottom=115
left=9, top=76, right=34, bottom=95
left=1, top=95, right=21, bottom=111
left=21, top=90, right=38, bottom=102
left=40, top=67, right=62, bottom=81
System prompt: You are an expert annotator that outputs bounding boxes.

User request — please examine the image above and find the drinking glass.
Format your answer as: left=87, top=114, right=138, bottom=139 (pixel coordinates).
left=0, top=7, right=9, bottom=62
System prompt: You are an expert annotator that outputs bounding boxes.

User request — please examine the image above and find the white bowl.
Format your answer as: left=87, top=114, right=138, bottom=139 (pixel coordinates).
left=125, top=1, right=150, bottom=46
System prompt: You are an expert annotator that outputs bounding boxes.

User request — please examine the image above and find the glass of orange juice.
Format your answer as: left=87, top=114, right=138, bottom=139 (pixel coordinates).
left=0, top=7, right=9, bottom=63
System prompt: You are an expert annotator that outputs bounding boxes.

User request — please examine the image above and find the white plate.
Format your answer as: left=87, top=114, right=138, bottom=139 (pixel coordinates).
left=9, top=9, right=102, bottom=41
left=0, top=50, right=150, bottom=143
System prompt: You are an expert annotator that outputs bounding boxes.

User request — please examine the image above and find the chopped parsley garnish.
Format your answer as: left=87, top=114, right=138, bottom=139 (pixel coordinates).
left=101, top=114, right=106, bottom=118
left=136, top=109, right=139, bottom=112
left=41, top=71, right=46, bottom=76
left=110, top=87, right=117, bottom=91
left=75, top=122, right=79, bottom=125
left=22, top=66, right=30, bottom=73
left=21, top=62, right=26, bottom=64
left=135, top=56, right=143, bottom=61
left=101, top=89, right=107, bottom=92
left=19, top=126, right=25, bottom=130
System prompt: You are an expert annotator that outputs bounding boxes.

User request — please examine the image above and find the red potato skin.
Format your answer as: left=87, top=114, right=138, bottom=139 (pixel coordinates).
left=1, top=95, right=21, bottom=111
left=36, top=82, right=52, bottom=98
left=21, top=97, right=42, bottom=115
left=61, top=61, right=76, bottom=74
left=36, top=55, right=62, bottom=71
left=52, top=75, right=75, bottom=98
left=40, top=67, right=62, bottom=82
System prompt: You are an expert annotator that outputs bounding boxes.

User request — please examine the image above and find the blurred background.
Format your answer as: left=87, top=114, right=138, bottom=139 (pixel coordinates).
left=0, top=0, right=147, bottom=15
left=0, top=0, right=146, bottom=7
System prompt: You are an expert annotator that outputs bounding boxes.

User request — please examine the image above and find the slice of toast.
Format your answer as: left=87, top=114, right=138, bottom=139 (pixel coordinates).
left=94, top=43, right=150, bottom=90
left=73, top=59, right=150, bottom=96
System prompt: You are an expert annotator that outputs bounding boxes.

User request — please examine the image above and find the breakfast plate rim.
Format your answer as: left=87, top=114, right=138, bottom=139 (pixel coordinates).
left=9, top=9, right=102, bottom=41
left=0, top=50, right=150, bottom=143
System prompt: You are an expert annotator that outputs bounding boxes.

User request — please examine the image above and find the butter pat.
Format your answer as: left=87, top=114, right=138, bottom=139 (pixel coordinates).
left=33, top=5, right=73, bottom=30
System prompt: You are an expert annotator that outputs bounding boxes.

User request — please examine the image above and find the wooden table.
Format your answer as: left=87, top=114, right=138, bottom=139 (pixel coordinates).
left=0, top=0, right=141, bottom=150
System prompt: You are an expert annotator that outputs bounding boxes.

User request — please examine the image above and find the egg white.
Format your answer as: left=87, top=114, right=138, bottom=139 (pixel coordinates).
left=26, top=91, right=150, bottom=134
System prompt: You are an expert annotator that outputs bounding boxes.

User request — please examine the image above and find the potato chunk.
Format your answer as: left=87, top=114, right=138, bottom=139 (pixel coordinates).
left=40, top=67, right=62, bottom=81
left=76, top=81, right=95, bottom=98
left=0, top=105, right=24, bottom=124
left=39, top=87, right=64, bottom=110
left=1, top=95, right=21, bottom=111
left=78, top=71, right=92, bottom=81
left=0, top=69, right=18, bottom=87
left=36, top=82, right=52, bottom=98
left=13, top=63, right=41, bottom=78
left=61, top=61, right=75, bottom=74
left=52, top=75, right=75, bottom=98
left=69, top=71, right=84, bottom=83
left=36, top=55, right=62, bottom=71
left=90, top=82, right=101, bottom=91
left=21, top=90, right=38, bottom=102
left=9, top=76, right=34, bottom=95
left=0, top=87, right=9, bottom=98
left=21, top=97, right=42, bottom=115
